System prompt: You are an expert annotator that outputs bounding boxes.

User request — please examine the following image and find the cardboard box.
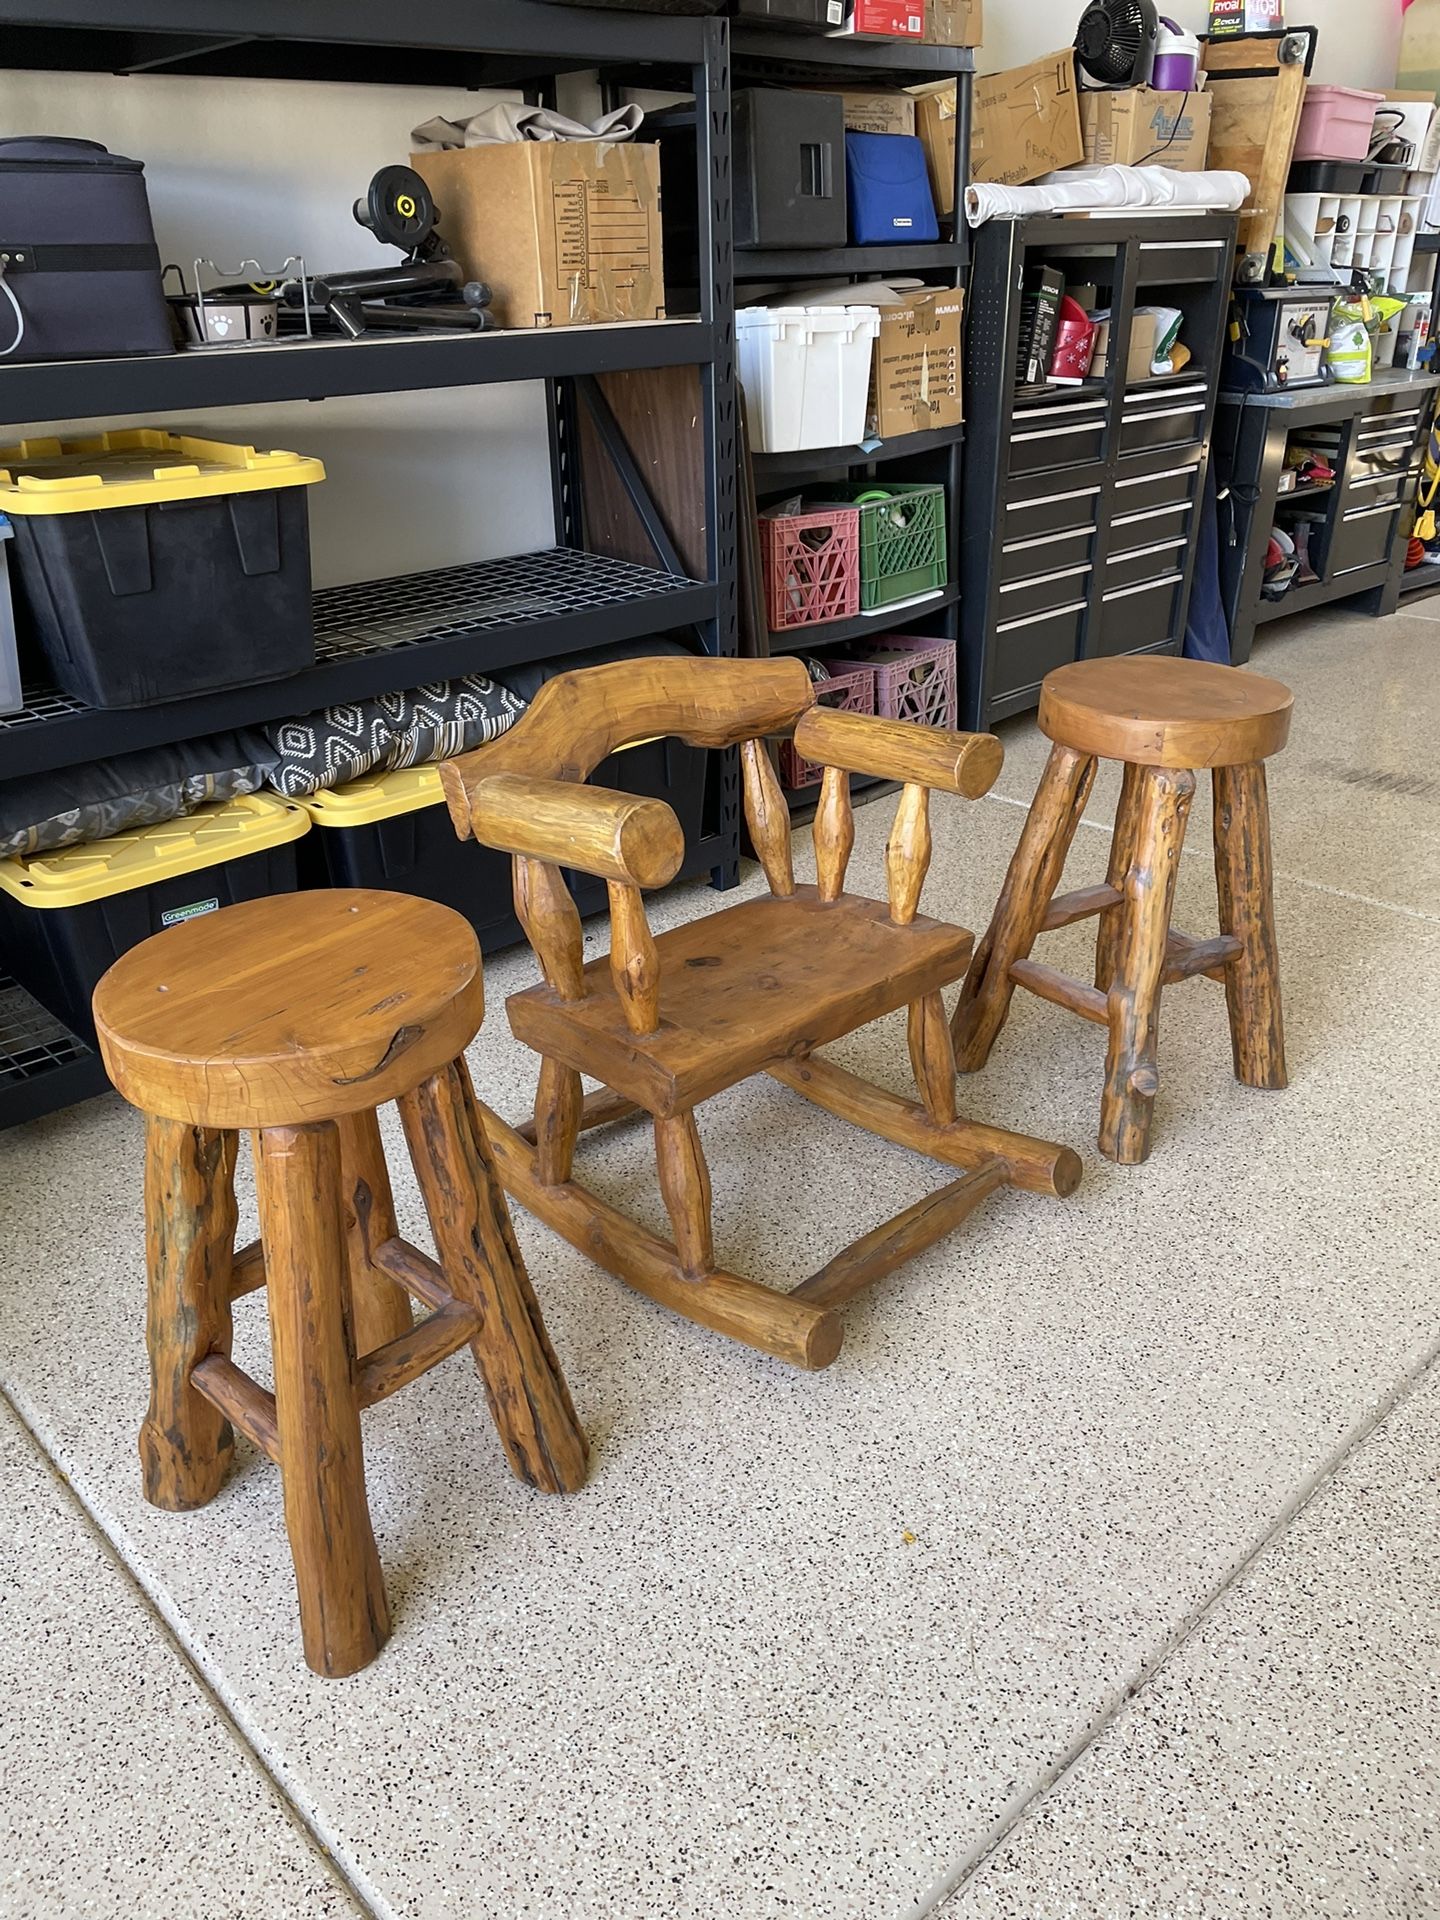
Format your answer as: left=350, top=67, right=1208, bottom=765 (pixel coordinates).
left=1080, top=87, right=1213, bottom=171
left=833, top=0, right=925, bottom=38
left=1208, top=0, right=1284, bottom=33
left=868, top=287, right=964, bottom=436
left=1093, top=311, right=1159, bottom=383
left=814, top=87, right=916, bottom=137
left=973, top=51, right=1085, bottom=187
left=915, top=51, right=1086, bottom=210
left=410, top=140, right=664, bottom=330
left=923, top=0, right=981, bottom=46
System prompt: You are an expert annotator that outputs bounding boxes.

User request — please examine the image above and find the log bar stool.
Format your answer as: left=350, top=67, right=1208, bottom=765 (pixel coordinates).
left=952, top=657, right=1294, bottom=1165
left=93, top=889, right=588, bottom=1677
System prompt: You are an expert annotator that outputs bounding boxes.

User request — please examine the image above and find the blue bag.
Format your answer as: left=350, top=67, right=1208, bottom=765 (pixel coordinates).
left=844, top=132, right=939, bottom=245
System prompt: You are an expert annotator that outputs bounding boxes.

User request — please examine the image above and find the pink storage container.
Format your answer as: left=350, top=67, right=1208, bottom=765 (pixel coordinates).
left=1293, top=85, right=1384, bottom=164
left=779, top=663, right=874, bottom=791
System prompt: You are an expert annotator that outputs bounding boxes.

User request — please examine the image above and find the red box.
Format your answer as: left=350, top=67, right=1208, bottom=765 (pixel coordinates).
left=843, top=0, right=925, bottom=39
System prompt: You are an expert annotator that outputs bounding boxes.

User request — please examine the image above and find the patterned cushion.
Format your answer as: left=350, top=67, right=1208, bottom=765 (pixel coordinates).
left=0, top=731, right=276, bottom=860
left=262, top=673, right=527, bottom=798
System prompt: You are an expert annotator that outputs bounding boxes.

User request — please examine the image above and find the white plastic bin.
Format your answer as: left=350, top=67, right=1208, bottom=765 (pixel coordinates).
left=0, top=516, right=19, bottom=717
left=736, top=304, right=881, bottom=451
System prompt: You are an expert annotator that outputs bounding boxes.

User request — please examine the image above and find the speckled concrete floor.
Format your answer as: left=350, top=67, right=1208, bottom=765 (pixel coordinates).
left=1, top=606, right=1436, bottom=1920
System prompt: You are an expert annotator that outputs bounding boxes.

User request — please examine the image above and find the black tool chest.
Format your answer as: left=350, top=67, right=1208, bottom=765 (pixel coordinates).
left=1214, top=368, right=1440, bottom=660
left=960, top=212, right=1238, bottom=729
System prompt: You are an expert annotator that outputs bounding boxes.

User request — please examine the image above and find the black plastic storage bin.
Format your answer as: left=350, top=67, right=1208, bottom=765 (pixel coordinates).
left=298, top=766, right=525, bottom=956
left=0, top=138, right=172, bottom=362
left=1, top=429, right=323, bottom=709
left=0, top=792, right=308, bottom=1042
left=734, top=90, right=848, bottom=249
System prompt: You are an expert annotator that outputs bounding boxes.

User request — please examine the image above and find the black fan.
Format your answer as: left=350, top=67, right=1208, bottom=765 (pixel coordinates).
left=1075, top=0, right=1159, bottom=88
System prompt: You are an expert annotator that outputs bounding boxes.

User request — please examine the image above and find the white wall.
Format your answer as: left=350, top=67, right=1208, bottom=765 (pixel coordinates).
left=0, top=70, right=556, bottom=588
left=979, top=1, right=1405, bottom=91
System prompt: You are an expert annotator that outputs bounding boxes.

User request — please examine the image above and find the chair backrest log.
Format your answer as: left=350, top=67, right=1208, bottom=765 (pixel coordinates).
left=440, top=656, right=817, bottom=839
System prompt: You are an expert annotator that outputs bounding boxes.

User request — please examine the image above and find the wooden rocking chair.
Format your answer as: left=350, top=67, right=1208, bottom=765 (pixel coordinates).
left=439, top=657, right=1081, bottom=1370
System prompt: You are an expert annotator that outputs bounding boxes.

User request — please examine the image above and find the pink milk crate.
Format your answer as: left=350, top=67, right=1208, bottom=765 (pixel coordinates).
left=759, top=502, right=860, bottom=631
left=779, top=662, right=875, bottom=790
left=850, top=635, right=957, bottom=729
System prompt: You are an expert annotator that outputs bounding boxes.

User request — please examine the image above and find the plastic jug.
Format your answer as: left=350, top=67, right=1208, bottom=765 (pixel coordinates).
left=1152, top=18, right=1200, bottom=91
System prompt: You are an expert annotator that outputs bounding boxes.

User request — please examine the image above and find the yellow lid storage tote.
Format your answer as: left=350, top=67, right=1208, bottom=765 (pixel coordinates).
left=0, top=793, right=309, bottom=1041
left=0, top=430, right=324, bottom=709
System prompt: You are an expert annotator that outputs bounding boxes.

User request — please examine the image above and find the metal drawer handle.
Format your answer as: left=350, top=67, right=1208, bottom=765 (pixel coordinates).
left=1112, top=502, right=1192, bottom=527
left=1001, top=527, right=1093, bottom=553
left=1114, top=459, right=1200, bottom=489
left=1007, top=484, right=1102, bottom=511
left=1121, top=403, right=1205, bottom=424
left=1109, top=536, right=1189, bottom=561
left=997, top=599, right=1087, bottom=633
left=1015, top=420, right=1105, bottom=442
left=1102, top=572, right=1184, bottom=602
left=1139, top=238, right=1226, bottom=251
left=1343, top=501, right=1403, bottom=521
left=1013, top=401, right=1107, bottom=423
left=1000, top=561, right=1093, bottom=590
left=1125, top=382, right=1208, bottom=403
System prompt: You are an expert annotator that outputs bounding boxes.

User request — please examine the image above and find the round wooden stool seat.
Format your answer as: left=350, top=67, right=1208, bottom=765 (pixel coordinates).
left=94, top=888, right=485, bottom=1130
left=1038, top=657, right=1293, bottom=770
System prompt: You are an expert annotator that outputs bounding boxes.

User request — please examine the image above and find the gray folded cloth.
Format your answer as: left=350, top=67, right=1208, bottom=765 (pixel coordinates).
left=411, top=103, right=644, bottom=150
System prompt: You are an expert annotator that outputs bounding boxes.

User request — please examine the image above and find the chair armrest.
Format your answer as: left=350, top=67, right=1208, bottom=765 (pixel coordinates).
left=451, top=770, right=685, bottom=889
left=791, top=706, right=1003, bottom=799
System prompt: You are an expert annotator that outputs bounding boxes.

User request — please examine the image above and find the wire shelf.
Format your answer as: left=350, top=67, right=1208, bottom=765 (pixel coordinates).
left=0, top=549, right=706, bottom=739
left=0, top=972, right=92, bottom=1088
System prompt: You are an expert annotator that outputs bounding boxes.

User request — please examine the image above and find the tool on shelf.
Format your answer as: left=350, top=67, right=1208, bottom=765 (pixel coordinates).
left=281, top=165, right=496, bottom=337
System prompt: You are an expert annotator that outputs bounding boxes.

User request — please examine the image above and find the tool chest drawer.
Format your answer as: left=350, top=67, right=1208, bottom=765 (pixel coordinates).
left=1343, top=467, right=1411, bottom=508
left=996, top=560, right=1095, bottom=621
left=1117, top=384, right=1208, bottom=458
left=1001, top=481, right=1102, bottom=543
left=991, top=600, right=1085, bottom=699
left=1134, top=236, right=1232, bottom=284
left=1348, top=422, right=1422, bottom=478
left=1008, top=399, right=1107, bottom=477
left=998, top=521, right=1096, bottom=584
left=1108, top=496, right=1194, bottom=551
left=1110, top=457, right=1202, bottom=518
left=1104, top=535, right=1191, bottom=592
left=1322, top=497, right=1404, bottom=576
left=1092, top=573, right=1183, bottom=655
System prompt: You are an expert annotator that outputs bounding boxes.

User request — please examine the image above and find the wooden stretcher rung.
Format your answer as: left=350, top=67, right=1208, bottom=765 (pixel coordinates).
left=1162, top=930, right=1242, bottom=985
left=356, top=1302, right=481, bottom=1409
left=1009, top=957, right=1109, bottom=1024
left=191, top=1355, right=279, bottom=1464
left=1040, top=883, right=1122, bottom=932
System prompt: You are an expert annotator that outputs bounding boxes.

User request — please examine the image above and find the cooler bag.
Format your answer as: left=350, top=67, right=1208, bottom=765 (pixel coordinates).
left=0, top=137, right=172, bottom=362
left=844, top=132, right=939, bottom=245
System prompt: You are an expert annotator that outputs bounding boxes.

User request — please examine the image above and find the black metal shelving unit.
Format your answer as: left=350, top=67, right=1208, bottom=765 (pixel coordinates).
left=0, top=0, right=741, bottom=1128
left=730, top=33, right=973, bottom=814
left=959, top=211, right=1238, bottom=730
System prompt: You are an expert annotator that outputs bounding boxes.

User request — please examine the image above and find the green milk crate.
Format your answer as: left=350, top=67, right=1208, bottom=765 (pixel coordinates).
left=813, top=481, right=947, bottom=610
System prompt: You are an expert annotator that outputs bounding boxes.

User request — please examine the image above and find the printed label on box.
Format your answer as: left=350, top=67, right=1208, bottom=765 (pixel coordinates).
left=162, top=897, right=219, bottom=927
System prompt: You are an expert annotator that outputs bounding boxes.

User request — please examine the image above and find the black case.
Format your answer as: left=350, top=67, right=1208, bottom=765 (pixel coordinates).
left=734, top=90, right=848, bottom=249
left=0, top=138, right=172, bottom=361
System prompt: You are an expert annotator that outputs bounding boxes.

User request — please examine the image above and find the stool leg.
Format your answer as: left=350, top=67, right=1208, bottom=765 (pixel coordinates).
left=336, top=1108, right=414, bottom=1357
left=139, top=1118, right=238, bottom=1511
left=1094, top=761, right=1144, bottom=993
left=399, top=1058, right=589, bottom=1497
left=1213, top=762, right=1287, bottom=1091
left=1098, top=766, right=1195, bottom=1166
left=255, top=1121, right=390, bottom=1679
left=952, top=743, right=1097, bottom=1071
